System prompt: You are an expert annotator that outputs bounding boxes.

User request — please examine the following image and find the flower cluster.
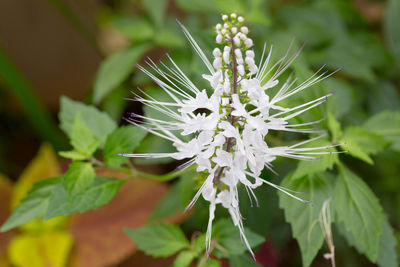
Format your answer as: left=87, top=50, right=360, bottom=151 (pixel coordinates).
left=123, top=14, right=335, bottom=259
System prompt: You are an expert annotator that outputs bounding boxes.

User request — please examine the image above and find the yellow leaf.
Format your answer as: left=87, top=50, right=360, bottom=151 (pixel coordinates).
left=12, top=143, right=61, bottom=208
left=8, top=231, right=73, bottom=267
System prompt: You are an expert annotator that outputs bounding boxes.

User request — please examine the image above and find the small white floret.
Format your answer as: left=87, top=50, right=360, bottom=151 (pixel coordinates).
left=238, top=16, right=244, bottom=22
left=240, top=26, right=248, bottom=34
left=216, top=34, right=223, bottom=44
left=244, top=38, right=253, bottom=47
left=213, top=48, right=221, bottom=57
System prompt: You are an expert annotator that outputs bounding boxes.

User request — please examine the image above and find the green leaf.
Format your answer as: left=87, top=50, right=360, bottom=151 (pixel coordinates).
left=124, top=223, right=190, bottom=257
left=279, top=173, right=332, bottom=267
left=142, top=0, right=168, bottom=29
left=44, top=176, right=124, bottom=220
left=154, top=28, right=185, bottom=48
left=93, top=44, right=148, bottom=104
left=111, top=17, right=154, bottom=41
left=64, top=162, right=95, bottom=197
left=334, top=165, right=384, bottom=262
left=229, top=254, right=262, bottom=267
left=1, top=177, right=62, bottom=232
left=341, top=126, right=389, bottom=164
left=150, top=183, right=181, bottom=220
left=364, top=111, right=400, bottom=151
left=103, top=125, right=147, bottom=168
left=384, top=0, right=400, bottom=68
left=202, top=258, right=221, bottom=267
left=68, top=113, right=102, bottom=157
left=59, top=96, right=117, bottom=142
left=172, top=250, right=195, bottom=267
left=377, top=217, right=398, bottom=267
left=327, top=113, right=342, bottom=141
left=212, top=219, right=265, bottom=258
left=292, top=139, right=338, bottom=180
left=58, top=150, right=88, bottom=161
left=178, top=169, right=197, bottom=208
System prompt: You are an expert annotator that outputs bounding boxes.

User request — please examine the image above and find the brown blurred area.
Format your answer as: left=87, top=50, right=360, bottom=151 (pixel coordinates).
left=0, top=0, right=101, bottom=112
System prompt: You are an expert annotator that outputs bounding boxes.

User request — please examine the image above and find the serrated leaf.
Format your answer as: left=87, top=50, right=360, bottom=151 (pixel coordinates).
left=377, top=217, right=398, bottom=267
left=103, top=125, right=147, bottom=168
left=341, top=126, right=389, bottom=164
left=212, top=219, right=265, bottom=258
left=65, top=162, right=95, bottom=197
left=364, top=111, right=400, bottom=151
left=93, top=45, right=149, bottom=104
left=68, top=114, right=101, bottom=158
left=124, top=223, right=190, bottom=257
left=229, top=254, right=262, bottom=267
left=279, top=173, right=332, bottom=267
left=59, top=96, right=117, bottom=142
left=1, top=177, right=62, bottom=232
left=172, top=250, right=195, bottom=267
left=142, top=0, right=168, bottom=29
left=292, top=139, right=338, bottom=180
left=334, top=165, right=384, bottom=262
left=44, top=176, right=124, bottom=220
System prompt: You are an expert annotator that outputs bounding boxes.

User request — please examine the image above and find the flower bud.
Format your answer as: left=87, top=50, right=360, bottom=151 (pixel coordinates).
left=240, top=26, right=248, bottom=34
left=238, top=64, right=245, bottom=76
left=233, top=36, right=241, bottom=46
left=216, top=34, right=223, bottom=44
left=222, top=14, right=228, bottom=21
left=231, top=27, right=237, bottom=34
left=244, top=38, right=253, bottom=47
left=238, top=16, right=244, bottom=22
left=223, top=51, right=230, bottom=64
left=234, top=49, right=242, bottom=59
left=213, top=57, right=222, bottom=69
left=231, top=13, right=237, bottom=19
left=216, top=24, right=222, bottom=30
left=245, top=50, right=255, bottom=58
left=213, top=48, right=222, bottom=57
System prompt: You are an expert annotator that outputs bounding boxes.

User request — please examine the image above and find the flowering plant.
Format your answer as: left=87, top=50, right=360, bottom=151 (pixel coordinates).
left=123, top=13, right=338, bottom=259
left=1, top=5, right=398, bottom=267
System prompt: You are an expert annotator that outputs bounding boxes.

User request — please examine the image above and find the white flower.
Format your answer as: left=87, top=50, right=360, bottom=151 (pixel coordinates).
left=122, top=14, right=338, bottom=259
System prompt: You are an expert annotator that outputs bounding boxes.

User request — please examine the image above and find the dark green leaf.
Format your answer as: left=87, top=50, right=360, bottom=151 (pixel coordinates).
left=212, top=219, right=265, bottom=258
left=93, top=44, right=149, bottom=104
left=59, top=96, right=117, bottom=142
left=229, top=254, right=262, bottom=267
left=172, top=250, right=195, bottom=267
left=334, top=165, right=384, bottom=262
left=124, top=223, right=189, bottom=257
left=202, top=258, right=221, bottom=267
left=103, top=125, right=147, bottom=168
left=44, top=176, right=124, bottom=220
left=178, top=169, right=197, bottom=208
left=384, top=0, right=400, bottom=68
left=279, top=173, right=332, bottom=267
left=150, top=183, right=181, bottom=219
left=1, top=177, right=62, bottom=232
left=64, top=162, right=95, bottom=197
left=364, top=111, right=400, bottom=151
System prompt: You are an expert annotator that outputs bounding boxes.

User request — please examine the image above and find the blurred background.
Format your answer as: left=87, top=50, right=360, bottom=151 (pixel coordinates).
left=0, top=0, right=399, bottom=266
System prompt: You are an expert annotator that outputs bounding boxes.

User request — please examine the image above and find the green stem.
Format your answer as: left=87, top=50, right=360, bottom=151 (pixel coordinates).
left=118, top=164, right=196, bottom=182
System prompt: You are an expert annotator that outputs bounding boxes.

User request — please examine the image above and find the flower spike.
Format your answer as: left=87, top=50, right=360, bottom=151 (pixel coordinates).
left=124, top=13, right=335, bottom=258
